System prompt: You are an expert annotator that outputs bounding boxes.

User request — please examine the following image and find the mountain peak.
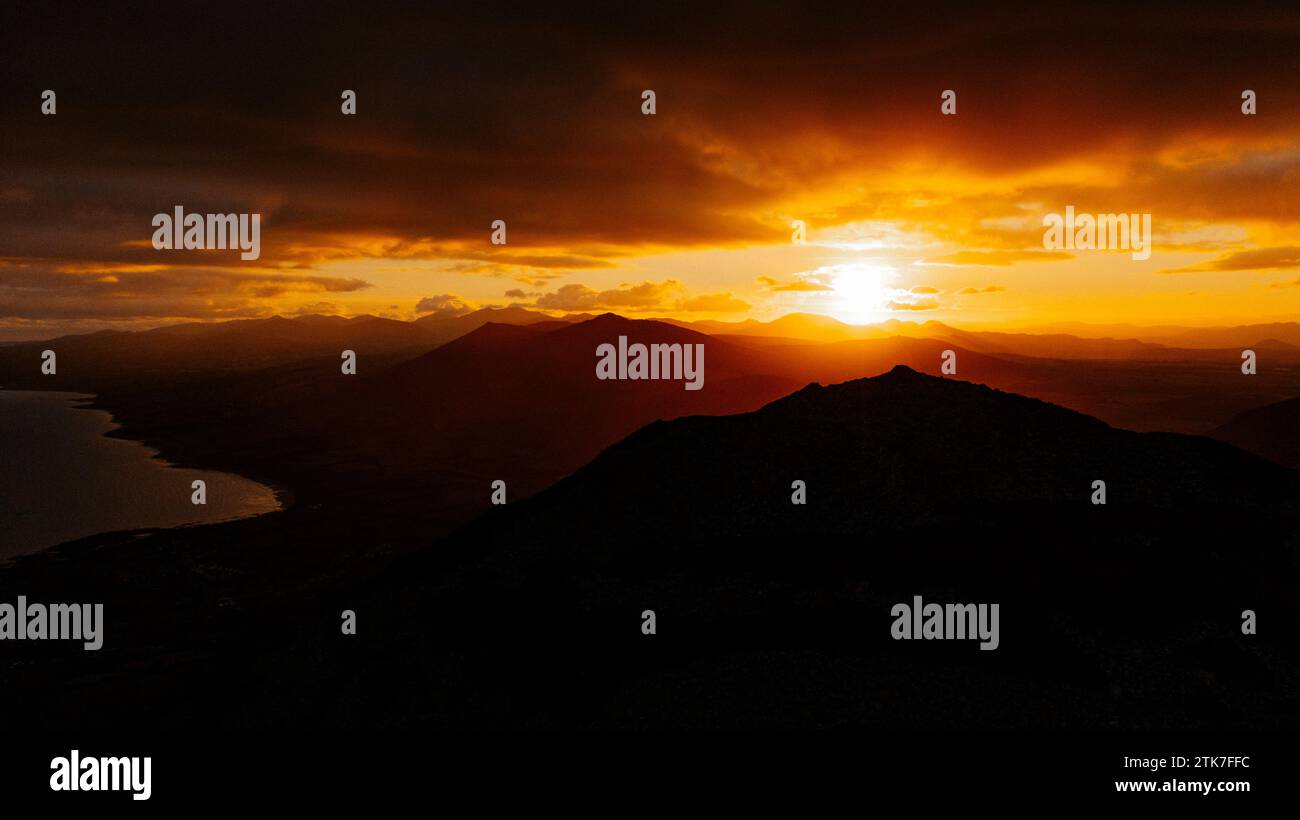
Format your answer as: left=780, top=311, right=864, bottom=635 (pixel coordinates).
left=883, top=363, right=922, bottom=378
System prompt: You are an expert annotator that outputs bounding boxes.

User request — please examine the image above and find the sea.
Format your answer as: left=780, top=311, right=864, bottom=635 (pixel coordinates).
left=0, top=389, right=281, bottom=559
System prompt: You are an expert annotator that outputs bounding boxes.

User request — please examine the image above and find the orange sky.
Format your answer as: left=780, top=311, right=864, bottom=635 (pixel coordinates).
left=2, top=3, right=1299, bottom=338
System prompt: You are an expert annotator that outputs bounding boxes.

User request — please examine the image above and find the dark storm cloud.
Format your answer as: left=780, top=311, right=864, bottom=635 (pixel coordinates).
left=1, top=0, right=1299, bottom=330
left=4, top=1, right=1298, bottom=257
left=0, top=261, right=370, bottom=320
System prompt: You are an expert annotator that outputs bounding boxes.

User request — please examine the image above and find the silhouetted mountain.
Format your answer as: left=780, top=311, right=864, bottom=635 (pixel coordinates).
left=671, top=313, right=1300, bottom=362
left=357, top=314, right=803, bottom=498
left=0, top=308, right=594, bottom=392
left=1250, top=338, right=1300, bottom=351
left=5, top=364, right=1300, bottom=734
left=922, top=328, right=1171, bottom=359
left=1002, top=320, right=1300, bottom=348
left=1158, top=323, right=1300, bottom=349
left=665, top=312, right=898, bottom=342
left=341, top=367, right=1300, bottom=729
left=0, top=314, right=439, bottom=389
left=745, top=335, right=1031, bottom=386
left=413, top=306, right=575, bottom=345
left=291, top=313, right=354, bottom=326
left=1210, top=394, right=1300, bottom=471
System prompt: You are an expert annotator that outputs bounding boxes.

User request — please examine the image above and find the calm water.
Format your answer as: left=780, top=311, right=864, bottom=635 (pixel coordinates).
left=0, top=390, right=281, bottom=559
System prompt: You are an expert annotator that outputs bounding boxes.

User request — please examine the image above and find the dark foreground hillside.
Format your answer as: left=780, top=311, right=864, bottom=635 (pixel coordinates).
left=1211, top=394, right=1300, bottom=472
left=329, top=368, right=1300, bottom=728
left=4, top=367, right=1299, bottom=731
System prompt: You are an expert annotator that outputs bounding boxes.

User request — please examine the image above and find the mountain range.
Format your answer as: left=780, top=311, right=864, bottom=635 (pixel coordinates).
left=3, top=318, right=1300, bottom=732
left=3, top=308, right=1298, bottom=532
left=339, top=367, right=1300, bottom=728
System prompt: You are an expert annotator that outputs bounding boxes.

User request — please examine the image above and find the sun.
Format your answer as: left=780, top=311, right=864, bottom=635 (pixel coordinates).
left=827, top=263, right=897, bottom=325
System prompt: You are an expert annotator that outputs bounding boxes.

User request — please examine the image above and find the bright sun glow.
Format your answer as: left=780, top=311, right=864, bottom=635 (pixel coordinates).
left=827, top=263, right=899, bottom=325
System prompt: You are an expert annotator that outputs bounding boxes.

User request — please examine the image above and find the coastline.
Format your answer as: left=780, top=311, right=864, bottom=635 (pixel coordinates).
left=0, top=388, right=293, bottom=562
left=76, top=392, right=298, bottom=514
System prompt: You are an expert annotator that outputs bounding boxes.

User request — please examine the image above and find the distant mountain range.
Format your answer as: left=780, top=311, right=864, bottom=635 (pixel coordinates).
left=412, top=305, right=592, bottom=345
left=10, top=308, right=1300, bottom=359
left=351, top=314, right=804, bottom=498
left=4, top=343, right=1300, bottom=732
left=5, top=308, right=1300, bottom=501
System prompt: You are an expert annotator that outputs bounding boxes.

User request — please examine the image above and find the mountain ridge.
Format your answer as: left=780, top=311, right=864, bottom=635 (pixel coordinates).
left=341, top=364, right=1300, bottom=729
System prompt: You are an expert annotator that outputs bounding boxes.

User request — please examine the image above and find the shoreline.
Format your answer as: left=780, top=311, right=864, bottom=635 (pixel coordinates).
left=0, top=387, right=296, bottom=562
left=77, top=391, right=299, bottom=513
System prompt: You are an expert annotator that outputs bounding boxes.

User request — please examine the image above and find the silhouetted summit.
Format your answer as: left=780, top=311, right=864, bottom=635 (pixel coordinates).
left=882, top=363, right=925, bottom=379
left=360, top=315, right=802, bottom=494
left=350, top=370, right=1300, bottom=730
left=435, top=367, right=1295, bottom=546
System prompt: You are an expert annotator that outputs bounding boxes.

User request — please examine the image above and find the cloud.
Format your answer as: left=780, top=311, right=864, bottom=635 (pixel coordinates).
left=5, top=4, right=1300, bottom=335
left=925, top=251, right=1072, bottom=266
left=887, top=299, right=940, bottom=311
left=291, top=301, right=343, bottom=316
left=414, top=293, right=473, bottom=317
left=762, top=272, right=835, bottom=292
left=4, top=3, right=1297, bottom=278
left=958, top=285, right=1007, bottom=295
left=1162, top=246, right=1300, bottom=273
left=532, top=280, right=749, bottom=313
left=679, top=292, right=751, bottom=312
left=772, top=280, right=835, bottom=292
left=0, top=264, right=372, bottom=321
left=535, top=280, right=685, bottom=312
